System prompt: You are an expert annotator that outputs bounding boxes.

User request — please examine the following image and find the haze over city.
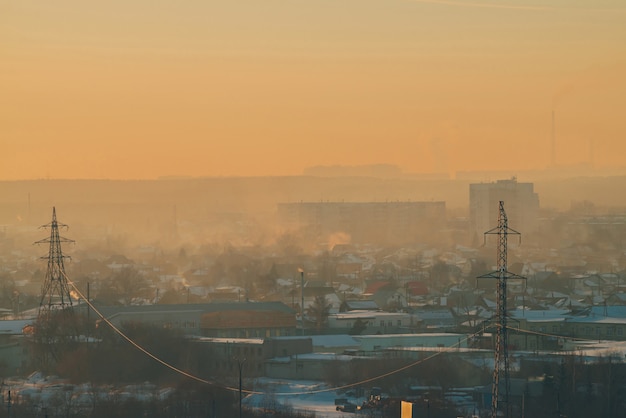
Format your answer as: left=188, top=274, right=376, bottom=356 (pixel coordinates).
left=2, top=0, right=626, bottom=180
left=3, top=2, right=626, bottom=418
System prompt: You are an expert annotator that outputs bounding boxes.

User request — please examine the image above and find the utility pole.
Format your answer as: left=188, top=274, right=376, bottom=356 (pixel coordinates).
left=478, top=201, right=524, bottom=418
left=6, top=389, right=11, bottom=418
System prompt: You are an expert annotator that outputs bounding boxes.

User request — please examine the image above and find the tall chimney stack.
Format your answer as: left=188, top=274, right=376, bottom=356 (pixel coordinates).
left=551, top=110, right=556, bottom=168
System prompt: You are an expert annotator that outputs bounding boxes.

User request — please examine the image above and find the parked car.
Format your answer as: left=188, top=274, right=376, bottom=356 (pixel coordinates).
left=336, top=402, right=357, bottom=412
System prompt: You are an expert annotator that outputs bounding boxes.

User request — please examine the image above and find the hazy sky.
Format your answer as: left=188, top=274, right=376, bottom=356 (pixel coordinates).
left=2, top=0, right=625, bottom=180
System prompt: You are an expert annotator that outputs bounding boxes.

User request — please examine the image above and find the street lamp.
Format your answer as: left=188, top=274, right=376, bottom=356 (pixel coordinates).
left=300, top=269, right=305, bottom=336
left=237, top=358, right=246, bottom=418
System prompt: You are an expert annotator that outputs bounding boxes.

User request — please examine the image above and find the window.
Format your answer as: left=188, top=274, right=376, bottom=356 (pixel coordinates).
left=397, top=320, right=402, bottom=326
left=380, top=320, right=384, bottom=327
left=388, top=321, right=393, bottom=327
left=618, top=328, right=623, bottom=336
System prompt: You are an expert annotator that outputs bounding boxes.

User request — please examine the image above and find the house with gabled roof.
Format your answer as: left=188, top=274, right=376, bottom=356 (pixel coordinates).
left=606, top=292, right=626, bottom=306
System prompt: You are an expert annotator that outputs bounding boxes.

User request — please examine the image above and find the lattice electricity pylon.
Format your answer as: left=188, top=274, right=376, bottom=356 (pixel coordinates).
left=478, top=201, right=525, bottom=418
left=35, top=207, right=75, bottom=318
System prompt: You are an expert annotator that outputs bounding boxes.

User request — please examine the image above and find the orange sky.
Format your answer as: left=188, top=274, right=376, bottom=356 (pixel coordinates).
left=1, top=0, right=625, bottom=180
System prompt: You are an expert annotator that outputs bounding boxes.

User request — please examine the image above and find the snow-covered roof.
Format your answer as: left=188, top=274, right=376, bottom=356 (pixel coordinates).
left=510, top=309, right=570, bottom=321
left=191, top=337, right=265, bottom=345
left=568, top=316, right=626, bottom=325
left=331, top=310, right=408, bottom=320
left=0, top=319, right=33, bottom=335
left=309, top=334, right=360, bottom=348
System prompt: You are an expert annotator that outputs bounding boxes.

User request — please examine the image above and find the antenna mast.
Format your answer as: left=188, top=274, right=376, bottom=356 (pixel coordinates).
left=479, top=201, right=524, bottom=418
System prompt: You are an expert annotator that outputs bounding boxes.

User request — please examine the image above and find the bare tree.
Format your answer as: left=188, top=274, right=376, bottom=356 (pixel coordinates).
left=306, top=295, right=331, bottom=334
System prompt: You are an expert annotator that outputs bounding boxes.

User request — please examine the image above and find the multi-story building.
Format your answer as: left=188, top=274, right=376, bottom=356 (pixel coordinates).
left=277, top=201, right=446, bottom=245
left=469, top=177, right=539, bottom=244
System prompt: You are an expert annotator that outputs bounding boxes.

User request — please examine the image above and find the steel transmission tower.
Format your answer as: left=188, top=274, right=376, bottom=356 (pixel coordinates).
left=36, top=207, right=75, bottom=318
left=478, top=201, right=524, bottom=418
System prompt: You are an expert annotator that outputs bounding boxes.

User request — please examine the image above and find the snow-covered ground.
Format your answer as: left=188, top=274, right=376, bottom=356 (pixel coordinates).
left=244, top=378, right=368, bottom=417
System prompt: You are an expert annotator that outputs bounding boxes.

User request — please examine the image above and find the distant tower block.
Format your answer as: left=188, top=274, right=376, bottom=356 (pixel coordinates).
left=36, top=207, right=75, bottom=317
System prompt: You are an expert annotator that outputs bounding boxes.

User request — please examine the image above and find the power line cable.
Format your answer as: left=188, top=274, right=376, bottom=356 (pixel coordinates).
left=62, top=270, right=490, bottom=396
left=62, top=271, right=247, bottom=393
left=62, top=270, right=626, bottom=399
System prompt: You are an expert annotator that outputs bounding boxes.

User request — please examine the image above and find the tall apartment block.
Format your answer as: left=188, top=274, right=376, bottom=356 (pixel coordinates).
left=469, top=177, right=539, bottom=244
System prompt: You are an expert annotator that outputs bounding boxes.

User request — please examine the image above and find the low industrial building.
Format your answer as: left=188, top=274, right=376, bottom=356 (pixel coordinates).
left=91, top=301, right=297, bottom=338
left=190, top=336, right=312, bottom=377
left=327, top=310, right=413, bottom=334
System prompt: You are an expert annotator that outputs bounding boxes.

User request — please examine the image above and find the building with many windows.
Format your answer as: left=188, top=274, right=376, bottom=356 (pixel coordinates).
left=469, top=177, right=539, bottom=244
left=277, top=201, right=446, bottom=245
